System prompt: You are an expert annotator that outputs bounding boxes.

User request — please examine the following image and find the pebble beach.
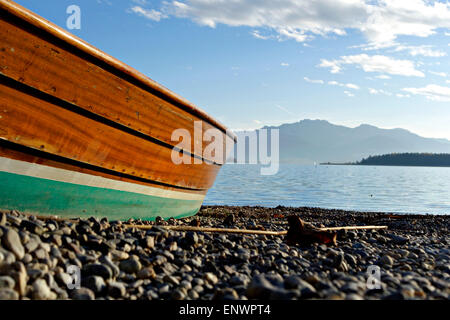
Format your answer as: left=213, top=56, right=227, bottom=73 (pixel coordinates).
left=0, top=206, right=449, bottom=300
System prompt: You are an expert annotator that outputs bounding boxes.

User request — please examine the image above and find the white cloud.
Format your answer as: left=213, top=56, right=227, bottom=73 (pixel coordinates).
left=345, top=83, right=359, bottom=90
left=319, top=54, right=425, bottom=77
left=369, top=88, right=392, bottom=96
left=343, top=90, right=354, bottom=97
left=429, top=71, right=447, bottom=77
left=251, top=30, right=271, bottom=40
left=163, top=0, right=450, bottom=47
left=328, top=80, right=359, bottom=90
left=130, top=6, right=167, bottom=21
left=375, top=74, right=391, bottom=79
left=403, top=84, right=450, bottom=102
left=396, top=93, right=410, bottom=98
left=304, top=77, right=324, bottom=84
left=132, top=0, right=148, bottom=5
left=281, top=62, right=289, bottom=67
left=360, top=43, right=448, bottom=57
left=318, top=59, right=342, bottom=74
left=393, top=45, right=447, bottom=57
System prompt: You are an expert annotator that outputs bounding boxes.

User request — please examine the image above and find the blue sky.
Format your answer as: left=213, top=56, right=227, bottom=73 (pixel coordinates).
left=15, top=0, right=450, bottom=139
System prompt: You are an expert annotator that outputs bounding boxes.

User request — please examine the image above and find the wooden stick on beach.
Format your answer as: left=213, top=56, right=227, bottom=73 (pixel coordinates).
left=123, top=224, right=387, bottom=235
left=24, top=212, right=388, bottom=236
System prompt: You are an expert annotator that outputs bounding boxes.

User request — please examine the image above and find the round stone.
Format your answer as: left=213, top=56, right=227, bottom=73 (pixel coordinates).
left=2, top=228, right=25, bottom=259
left=0, top=288, right=19, bottom=300
left=32, top=279, right=56, bottom=300
left=71, top=287, right=95, bottom=300
left=82, top=263, right=113, bottom=280
left=119, top=257, right=142, bottom=274
left=108, top=282, right=127, bottom=298
left=83, top=275, right=106, bottom=294
left=0, top=276, right=15, bottom=289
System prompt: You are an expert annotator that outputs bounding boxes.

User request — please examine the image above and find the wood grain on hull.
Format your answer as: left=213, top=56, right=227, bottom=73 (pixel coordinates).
left=0, top=140, right=208, bottom=196
left=0, top=4, right=234, bottom=164
left=0, top=79, right=221, bottom=190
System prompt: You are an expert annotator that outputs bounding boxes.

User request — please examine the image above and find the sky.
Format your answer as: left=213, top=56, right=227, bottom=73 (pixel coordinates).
left=14, top=0, right=450, bottom=140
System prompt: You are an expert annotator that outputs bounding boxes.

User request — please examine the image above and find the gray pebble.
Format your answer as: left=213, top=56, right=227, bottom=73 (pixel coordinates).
left=204, top=272, right=219, bottom=285
left=0, top=276, right=15, bottom=289
left=71, top=287, right=95, bottom=300
left=119, top=256, right=142, bottom=274
left=2, top=227, right=25, bottom=259
left=108, top=282, right=127, bottom=298
left=380, top=255, right=394, bottom=267
left=0, top=288, right=19, bottom=300
left=82, top=263, right=113, bottom=280
left=32, top=279, right=56, bottom=300
left=83, top=275, right=106, bottom=294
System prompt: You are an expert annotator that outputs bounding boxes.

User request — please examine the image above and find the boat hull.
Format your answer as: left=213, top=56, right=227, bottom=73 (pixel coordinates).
left=0, top=157, right=204, bottom=221
left=0, top=0, right=235, bottom=220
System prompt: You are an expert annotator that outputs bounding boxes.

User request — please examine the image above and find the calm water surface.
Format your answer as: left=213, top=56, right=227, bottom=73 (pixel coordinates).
left=204, top=164, right=450, bottom=214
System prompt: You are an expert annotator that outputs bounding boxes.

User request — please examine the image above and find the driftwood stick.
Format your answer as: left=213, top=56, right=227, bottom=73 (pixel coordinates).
left=125, top=225, right=288, bottom=236
left=123, top=224, right=387, bottom=235
left=321, top=225, right=387, bottom=231
left=21, top=212, right=388, bottom=235
left=24, top=213, right=76, bottom=222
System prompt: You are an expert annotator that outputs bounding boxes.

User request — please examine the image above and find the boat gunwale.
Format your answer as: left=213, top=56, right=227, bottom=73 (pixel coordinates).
left=0, top=0, right=237, bottom=142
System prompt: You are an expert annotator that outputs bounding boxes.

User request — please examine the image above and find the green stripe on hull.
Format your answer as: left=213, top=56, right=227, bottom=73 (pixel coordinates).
left=0, top=171, right=203, bottom=221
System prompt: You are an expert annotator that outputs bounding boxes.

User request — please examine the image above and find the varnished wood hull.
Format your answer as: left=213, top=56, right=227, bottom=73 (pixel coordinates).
left=0, top=0, right=235, bottom=220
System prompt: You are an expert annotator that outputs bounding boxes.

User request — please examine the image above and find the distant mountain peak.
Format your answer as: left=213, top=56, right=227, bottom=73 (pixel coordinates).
left=355, top=123, right=377, bottom=129
left=243, top=119, right=450, bottom=164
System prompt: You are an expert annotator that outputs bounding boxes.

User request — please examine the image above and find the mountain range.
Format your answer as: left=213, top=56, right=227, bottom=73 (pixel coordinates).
left=236, top=120, right=450, bottom=164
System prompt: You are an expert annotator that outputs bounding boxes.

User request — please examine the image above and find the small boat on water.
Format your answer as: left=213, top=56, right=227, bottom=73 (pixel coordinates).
left=0, top=0, right=235, bottom=220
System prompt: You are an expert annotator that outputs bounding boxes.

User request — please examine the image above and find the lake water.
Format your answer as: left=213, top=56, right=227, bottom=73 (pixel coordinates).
left=204, top=164, right=450, bottom=215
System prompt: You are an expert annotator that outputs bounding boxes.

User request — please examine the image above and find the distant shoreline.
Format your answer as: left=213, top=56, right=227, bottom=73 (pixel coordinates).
left=321, top=152, right=450, bottom=168
left=320, top=162, right=450, bottom=168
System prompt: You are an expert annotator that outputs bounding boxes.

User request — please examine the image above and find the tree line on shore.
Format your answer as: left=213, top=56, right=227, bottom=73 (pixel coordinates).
left=355, top=153, right=450, bottom=167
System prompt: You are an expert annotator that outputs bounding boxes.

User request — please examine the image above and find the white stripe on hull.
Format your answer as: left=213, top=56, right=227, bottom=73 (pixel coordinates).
left=0, top=157, right=205, bottom=201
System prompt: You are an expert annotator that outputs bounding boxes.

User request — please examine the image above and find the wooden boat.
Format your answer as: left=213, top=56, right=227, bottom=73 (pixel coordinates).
left=0, top=0, right=235, bottom=220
